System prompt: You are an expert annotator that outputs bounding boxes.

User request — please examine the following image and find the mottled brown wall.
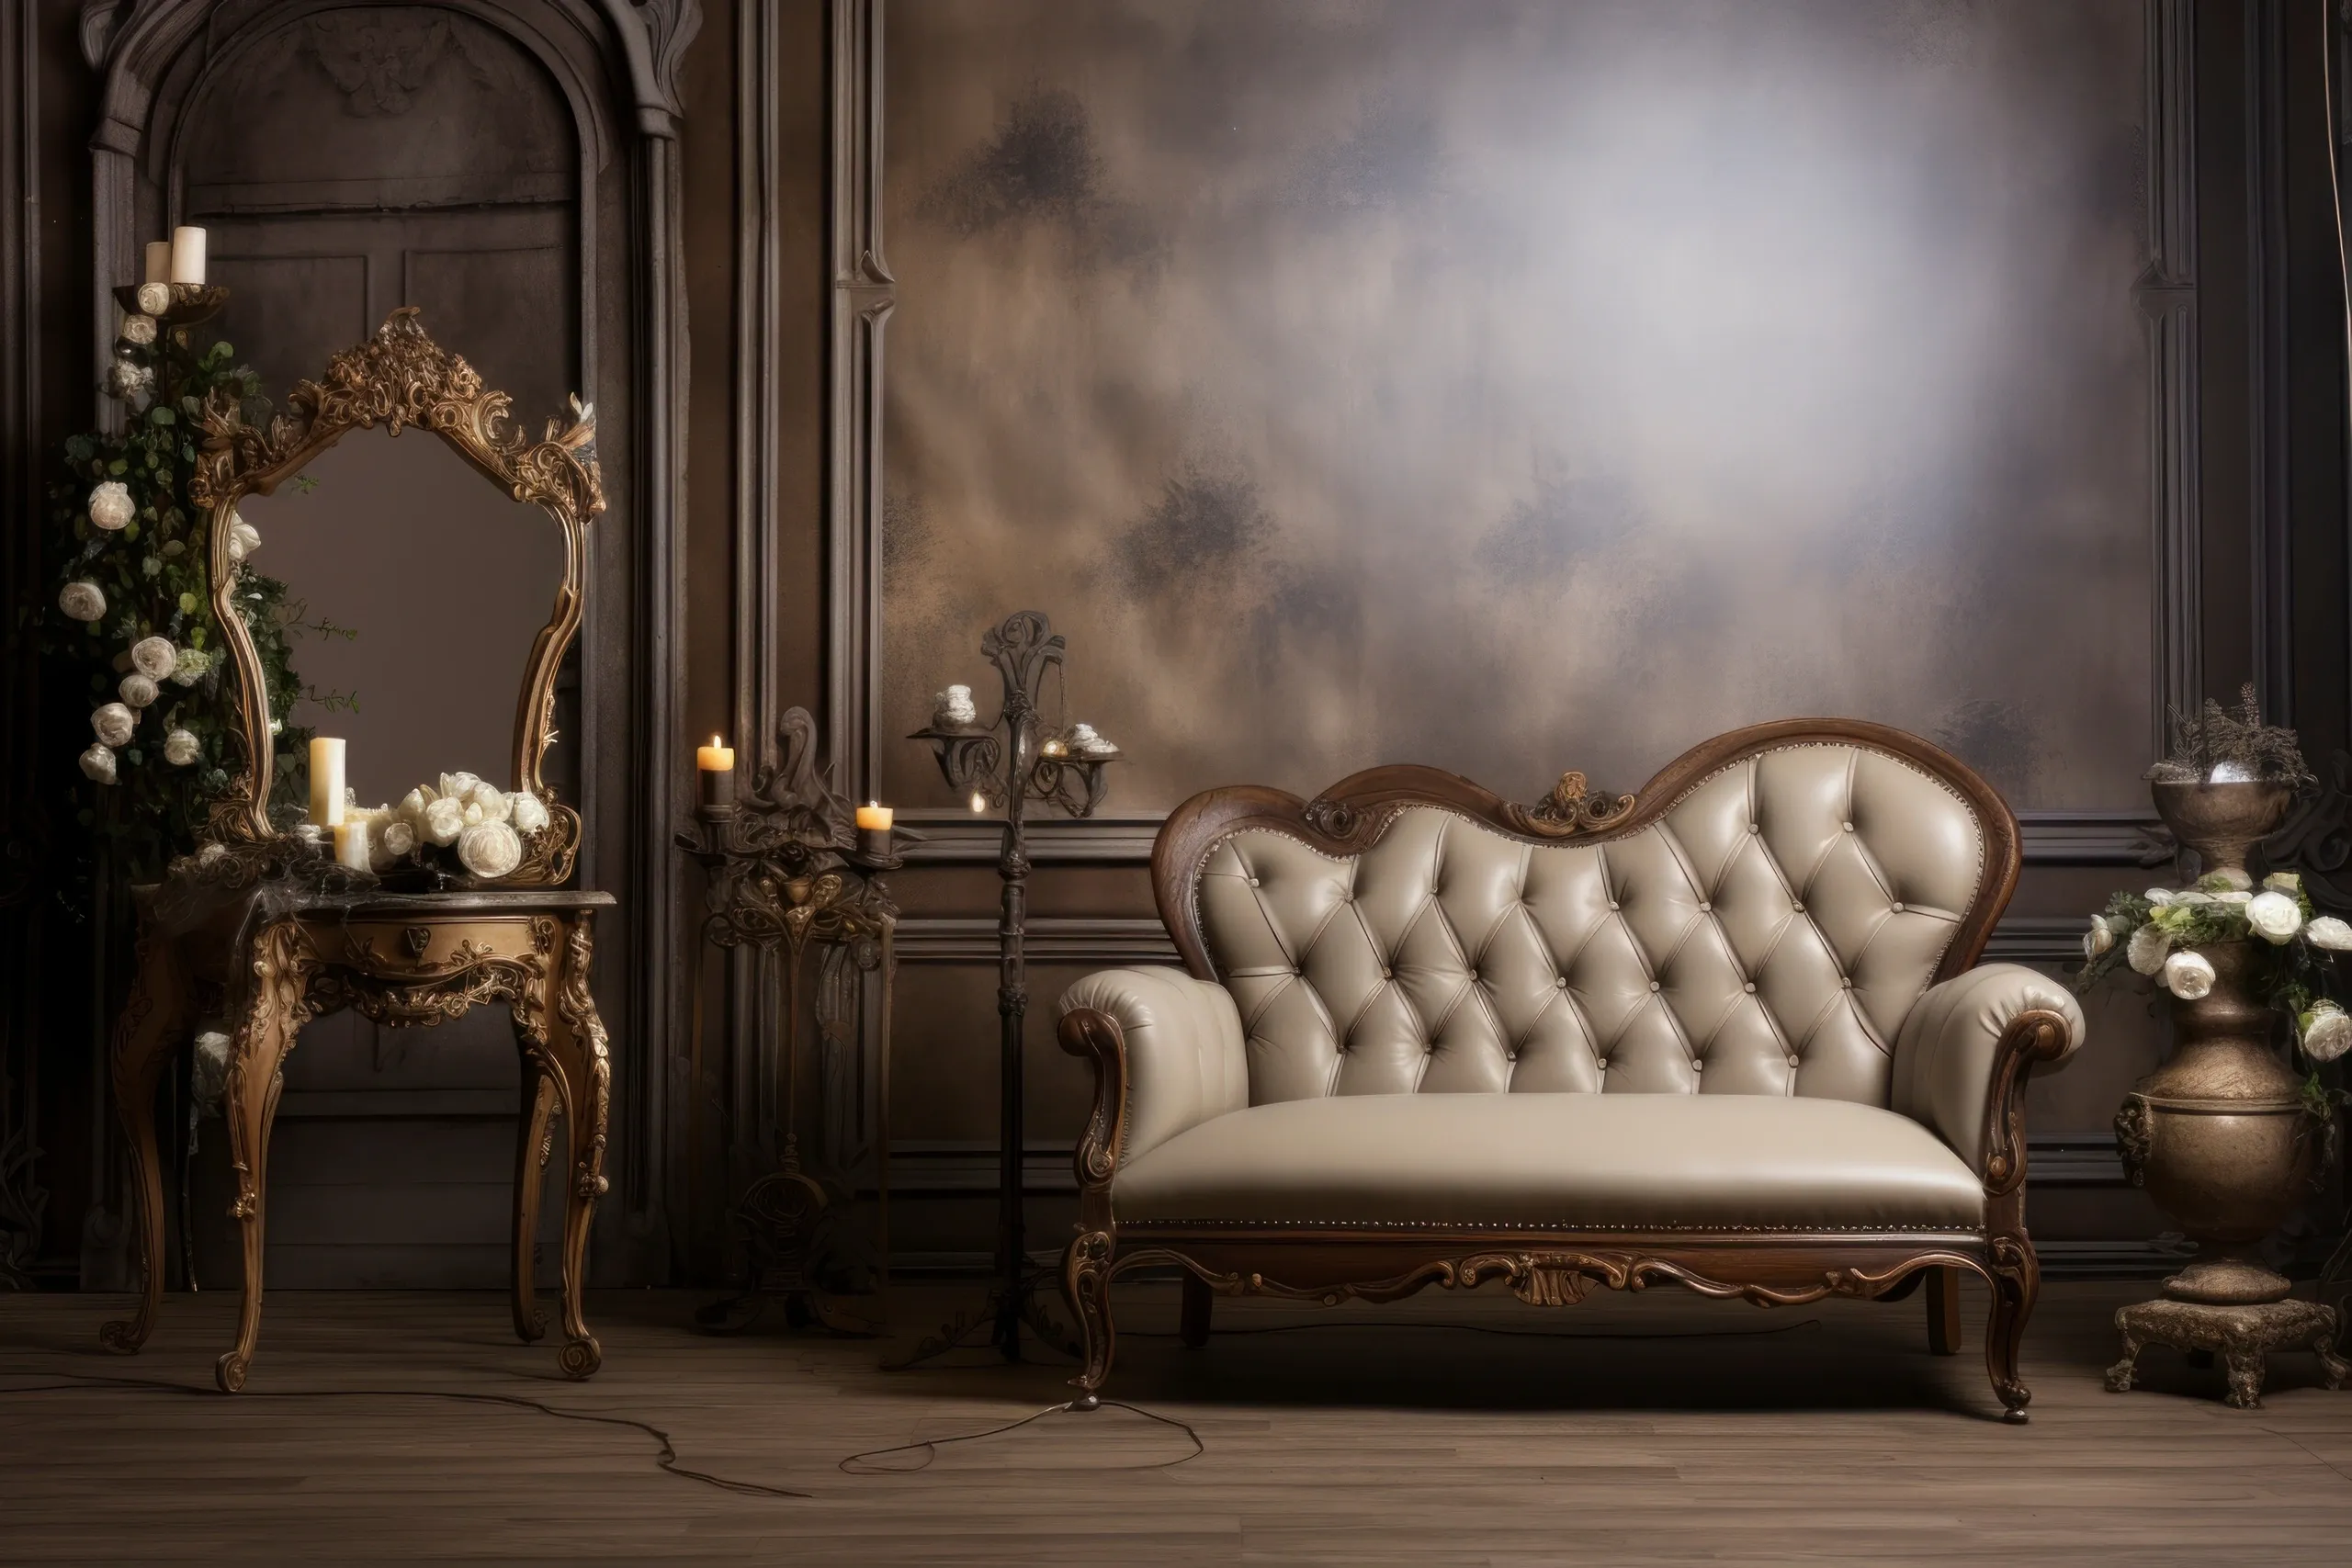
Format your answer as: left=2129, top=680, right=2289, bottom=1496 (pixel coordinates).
left=879, top=0, right=2155, bottom=816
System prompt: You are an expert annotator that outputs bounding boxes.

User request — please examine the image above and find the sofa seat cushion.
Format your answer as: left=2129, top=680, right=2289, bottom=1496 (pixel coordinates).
left=1113, top=1092, right=1984, bottom=1233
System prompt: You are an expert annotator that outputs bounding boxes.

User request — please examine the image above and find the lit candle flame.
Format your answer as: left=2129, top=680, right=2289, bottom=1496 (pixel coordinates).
left=970, top=790, right=987, bottom=814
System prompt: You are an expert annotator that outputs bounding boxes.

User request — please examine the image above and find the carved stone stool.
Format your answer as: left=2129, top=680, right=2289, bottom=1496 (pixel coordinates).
left=2105, top=1297, right=2348, bottom=1409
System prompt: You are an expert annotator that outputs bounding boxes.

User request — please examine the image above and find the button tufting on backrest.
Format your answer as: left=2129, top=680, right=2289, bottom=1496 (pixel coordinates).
left=1195, top=741, right=1982, bottom=1110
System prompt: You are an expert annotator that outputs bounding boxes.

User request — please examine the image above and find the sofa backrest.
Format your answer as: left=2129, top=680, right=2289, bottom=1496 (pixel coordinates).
left=1152, top=720, right=2017, bottom=1111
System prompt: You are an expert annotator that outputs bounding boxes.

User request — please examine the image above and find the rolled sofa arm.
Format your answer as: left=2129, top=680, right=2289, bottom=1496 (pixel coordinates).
left=1891, top=963, right=2086, bottom=1184
left=1057, top=968, right=1250, bottom=1191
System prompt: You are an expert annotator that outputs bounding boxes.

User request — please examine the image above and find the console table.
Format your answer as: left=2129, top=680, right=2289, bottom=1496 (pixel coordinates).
left=101, top=880, right=616, bottom=1393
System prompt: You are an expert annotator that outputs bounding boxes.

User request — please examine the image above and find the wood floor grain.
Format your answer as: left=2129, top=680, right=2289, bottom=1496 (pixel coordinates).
left=4, top=1279, right=2349, bottom=1564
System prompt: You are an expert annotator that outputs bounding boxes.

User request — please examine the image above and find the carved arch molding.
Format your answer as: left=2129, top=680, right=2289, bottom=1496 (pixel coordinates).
left=77, top=0, right=698, bottom=1285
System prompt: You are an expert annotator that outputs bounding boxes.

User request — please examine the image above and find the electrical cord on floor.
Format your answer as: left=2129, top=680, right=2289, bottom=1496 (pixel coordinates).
left=0, top=1373, right=812, bottom=1499
left=838, top=1398, right=1204, bottom=1475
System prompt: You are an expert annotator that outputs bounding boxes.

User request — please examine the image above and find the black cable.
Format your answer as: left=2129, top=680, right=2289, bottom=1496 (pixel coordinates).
left=0, top=1373, right=811, bottom=1499
left=838, top=1398, right=1203, bottom=1476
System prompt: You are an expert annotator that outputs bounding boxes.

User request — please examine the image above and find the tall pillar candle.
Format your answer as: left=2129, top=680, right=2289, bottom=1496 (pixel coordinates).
left=310, top=737, right=346, bottom=827
left=168, top=225, right=207, bottom=287
left=696, top=737, right=735, bottom=809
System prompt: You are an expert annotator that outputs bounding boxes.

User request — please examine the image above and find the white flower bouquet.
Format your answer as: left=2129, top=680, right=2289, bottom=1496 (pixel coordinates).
left=2079, top=868, right=2352, bottom=1077
left=340, top=771, right=553, bottom=883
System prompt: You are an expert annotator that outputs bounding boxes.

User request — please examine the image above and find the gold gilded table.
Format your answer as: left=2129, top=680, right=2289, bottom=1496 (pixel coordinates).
left=100, top=885, right=616, bottom=1392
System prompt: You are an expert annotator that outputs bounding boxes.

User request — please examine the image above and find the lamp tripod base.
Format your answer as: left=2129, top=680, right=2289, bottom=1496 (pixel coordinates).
left=885, top=1265, right=1081, bottom=1371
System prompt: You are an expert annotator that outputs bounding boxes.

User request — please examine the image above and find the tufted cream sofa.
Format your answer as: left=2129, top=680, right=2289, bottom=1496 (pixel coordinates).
left=1055, top=720, right=2083, bottom=1422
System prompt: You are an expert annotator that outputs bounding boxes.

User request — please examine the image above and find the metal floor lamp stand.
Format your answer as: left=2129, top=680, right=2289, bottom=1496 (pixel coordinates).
left=891, top=612, right=1119, bottom=1370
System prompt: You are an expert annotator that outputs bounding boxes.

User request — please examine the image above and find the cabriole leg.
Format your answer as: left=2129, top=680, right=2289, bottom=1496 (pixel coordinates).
left=543, top=916, right=609, bottom=1380
left=98, top=927, right=193, bottom=1355
left=509, top=1066, right=559, bottom=1344
left=1063, top=1231, right=1115, bottom=1406
left=1984, top=1239, right=2039, bottom=1423
left=1927, top=1265, right=1962, bottom=1356
left=214, top=921, right=316, bottom=1393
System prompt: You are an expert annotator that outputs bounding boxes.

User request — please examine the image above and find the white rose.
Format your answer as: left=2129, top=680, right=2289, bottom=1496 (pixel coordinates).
left=106, top=358, right=153, bottom=402
left=439, top=772, right=481, bottom=800
left=2083, top=917, right=2115, bottom=961
left=460, top=800, right=485, bottom=828
left=2246, top=890, right=2302, bottom=944
left=119, top=313, right=156, bottom=346
left=378, top=818, right=416, bottom=860
left=90, top=703, right=135, bottom=748
left=2302, top=1003, right=2352, bottom=1064
left=2161, top=949, right=2216, bottom=1000
left=2216, top=890, right=2254, bottom=904
left=170, top=646, right=210, bottom=686
left=2265, top=872, right=2302, bottom=895
left=129, top=636, right=175, bottom=680
left=467, top=781, right=513, bottom=824
left=2170, top=890, right=2214, bottom=906
left=398, top=786, right=433, bottom=823
left=163, top=728, right=199, bottom=766
left=88, top=480, right=135, bottom=532
left=118, top=672, right=157, bottom=709
left=2127, top=922, right=2172, bottom=976
left=424, top=795, right=466, bottom=846
left=2144, top=888, right=2177, bottom=906
left=226, top=513, right=261, bottom=563
left=510, top=792, right=548, bottom=834
left=2305, top=916, right=2352, bottom=952
left=2206, top=867, right=2255, bottom=892
left=457, top=820, right=522, bottom=881
left=78, top=743, right=117, bottom=784
left=134, top=281, right=170, bottom=315
left=59, top=581, right=106, bottom=622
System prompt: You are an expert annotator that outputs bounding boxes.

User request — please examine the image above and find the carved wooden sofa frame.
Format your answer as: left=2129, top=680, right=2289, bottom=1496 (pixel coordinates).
left=1056, top=719, right=2079, bottom=1422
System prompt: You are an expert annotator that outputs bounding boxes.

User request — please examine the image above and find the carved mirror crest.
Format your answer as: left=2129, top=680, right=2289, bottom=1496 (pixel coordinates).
left=188, top=308, right=603, bottom=885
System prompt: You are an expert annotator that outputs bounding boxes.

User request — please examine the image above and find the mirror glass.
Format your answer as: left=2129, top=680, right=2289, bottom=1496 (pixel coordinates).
left=234, top=423, right=565, bottom=809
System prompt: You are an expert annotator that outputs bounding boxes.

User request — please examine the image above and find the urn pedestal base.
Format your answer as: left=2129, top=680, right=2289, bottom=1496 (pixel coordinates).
left=2106, top=1296, right=2347, bottom=1409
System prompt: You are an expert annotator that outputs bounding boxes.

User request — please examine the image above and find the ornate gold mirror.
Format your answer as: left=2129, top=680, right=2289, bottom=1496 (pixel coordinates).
left=189, top=308, right=602, bottom=884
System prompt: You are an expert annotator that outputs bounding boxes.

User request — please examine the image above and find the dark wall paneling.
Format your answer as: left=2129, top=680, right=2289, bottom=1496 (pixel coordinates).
left=73, top=0, right=699, bottom=1288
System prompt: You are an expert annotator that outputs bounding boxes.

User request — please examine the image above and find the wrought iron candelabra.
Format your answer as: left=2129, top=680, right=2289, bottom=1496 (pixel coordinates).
left=898, top=611, right=1119, bottom=1368
left=677, top=708, right=901, bottom=1334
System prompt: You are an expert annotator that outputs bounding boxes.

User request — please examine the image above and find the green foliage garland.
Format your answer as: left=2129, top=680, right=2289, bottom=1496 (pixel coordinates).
left=33, top=320, right=315, bottom=877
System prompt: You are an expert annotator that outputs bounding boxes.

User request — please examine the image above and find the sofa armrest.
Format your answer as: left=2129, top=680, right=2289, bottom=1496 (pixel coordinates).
left=1057, top=969, right=1249, bottom=1208
left=1891, top=964, right=2086, bottom=1185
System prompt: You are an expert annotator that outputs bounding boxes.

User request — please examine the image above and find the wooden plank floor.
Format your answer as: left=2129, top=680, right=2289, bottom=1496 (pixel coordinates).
left=5, top=1278, right=2351, bottom=1564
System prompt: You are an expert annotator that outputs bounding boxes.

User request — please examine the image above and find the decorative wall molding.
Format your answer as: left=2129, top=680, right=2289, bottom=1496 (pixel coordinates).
left=892, top=811, right=2170, bottom=869
left=2139, top=0, right=2203, bottom=741
left=78, top=0, right=698, bottom=1285
left=0, top=0, right=46, bottom=1287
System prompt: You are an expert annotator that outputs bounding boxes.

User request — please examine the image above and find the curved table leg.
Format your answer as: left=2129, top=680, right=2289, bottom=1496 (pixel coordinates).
left=99, top=923, right=193, bottom=1355
left=543, top=914, right=611, bottom=1380
left=509, top=1065, right=559, bottom=1344
left=215, top=921, right=319, bottom=1394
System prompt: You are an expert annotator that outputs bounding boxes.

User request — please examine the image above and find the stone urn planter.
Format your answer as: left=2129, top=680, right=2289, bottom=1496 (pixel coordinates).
left=2104, top=774, right=2350, bottom=1405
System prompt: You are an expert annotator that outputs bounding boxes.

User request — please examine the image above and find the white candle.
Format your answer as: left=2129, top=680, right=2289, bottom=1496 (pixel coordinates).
left=334, top=819, right=370, bottom=871
left=142, top=241, right=171, bottom=286
left=310, top=738, right=346, bottom=827
left=168, top=226, right=206, bottom=286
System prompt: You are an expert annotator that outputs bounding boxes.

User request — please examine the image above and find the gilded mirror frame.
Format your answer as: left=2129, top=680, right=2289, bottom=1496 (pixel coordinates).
left=187, top=308, right=604, bottom=885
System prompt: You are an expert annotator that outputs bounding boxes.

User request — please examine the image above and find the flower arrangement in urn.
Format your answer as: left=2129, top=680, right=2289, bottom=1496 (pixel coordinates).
left=2077, top=687, right=2343, bottom=1307
left=336, top=772, right=553, bottom=884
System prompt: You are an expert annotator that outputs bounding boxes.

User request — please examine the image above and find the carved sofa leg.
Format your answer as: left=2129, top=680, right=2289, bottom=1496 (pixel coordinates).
left=1927, top=1265, right=1962, bottom=1356
left=1984, top=1238, right=2039, bottom=1423
left=1181, top=1270, right=1214, bottom=1348
left=1063, top=1230, right=1116, bottom=1408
